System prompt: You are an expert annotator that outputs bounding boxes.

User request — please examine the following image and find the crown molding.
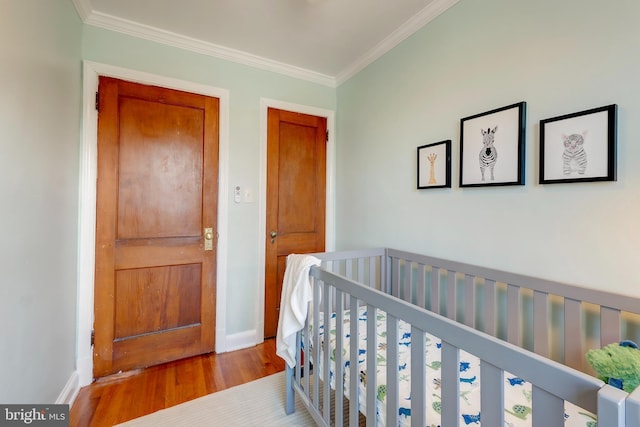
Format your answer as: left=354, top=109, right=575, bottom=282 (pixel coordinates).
left=70, top=0, right=91, bottom=21
left=79, top=8, right=337, bottom=87
left=71, top=0, right=457, bottom=88
left=336, top=0, right=459, bottom=86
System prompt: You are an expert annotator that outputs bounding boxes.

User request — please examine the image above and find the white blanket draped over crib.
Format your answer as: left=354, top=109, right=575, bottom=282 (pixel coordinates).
left=313, top=305, right=597, bottom=427
left=277, top=254, right=322, bottom=368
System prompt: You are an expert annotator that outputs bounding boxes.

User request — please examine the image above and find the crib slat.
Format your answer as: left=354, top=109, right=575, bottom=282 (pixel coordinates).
left=416, top=264, right=426, bottom=309
left=386, top=314, right=399, bottom=427
left=626, top=386, right=640, bottom=427
left=383, top=252, right=390, bottom=294
left=446, top=270, right=456, bottom=320
left=322, top=283, right=331, bottom=423
left=403, top=261, right=411, bottom=302
left=507, top=284, right=520, bottom=345
left=303, top=312, right=310, bottom=400
left=334, top=290, right=345, bottom=427
left=480, top=361, right=504, bottom=426
left=431, top=268, right=441, bottom=315
left=532, top=386, right=564, bottom=427
left=358, top=257, right=365, bottom=285
left=464, top=274, right=475, bottom=328
left=600, top=306, right=621, bottom=347
left=392, top=257, right=400, bottom=298
left=349, top=296, right=359, bottom=427
left=312, top=281, right=321, bottom=407
left=597, top=385, right=627, bottom=427
left=440, top=341, right=459, bottom=427
left=533, top=291, right=550, bottom=358
left=366, top=305, right=377, bottom=427
left=411, top=326, right=426, bottom=427
left=484, top=279, right=496, bottom=336
left=564, top=298, right=583, bottom=370
left=369, top=256, right=377, bottom=290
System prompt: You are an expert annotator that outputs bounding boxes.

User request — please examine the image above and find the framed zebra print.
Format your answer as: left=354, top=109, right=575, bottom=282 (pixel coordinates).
left=539, top=104, right=617, bottom=184
left=417, top=140, right=451, bottom=189
left=459, top=102, right=526, bottom=187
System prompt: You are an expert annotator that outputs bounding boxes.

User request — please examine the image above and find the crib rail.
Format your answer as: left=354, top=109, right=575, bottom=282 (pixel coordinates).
left=384, top=248, right=640, bottom=373
left=288, top=264, right=628, bottom=427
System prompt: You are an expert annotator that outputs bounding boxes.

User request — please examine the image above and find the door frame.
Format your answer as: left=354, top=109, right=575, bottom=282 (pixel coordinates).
left=76, top=61, right=230, bottom=387
left=256, top=98, right=336, bottom=344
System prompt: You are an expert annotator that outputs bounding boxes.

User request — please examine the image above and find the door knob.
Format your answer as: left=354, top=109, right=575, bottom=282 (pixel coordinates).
left=204, top=227, right=214, bottom=251
left=270, top=231, right=278, bottom=238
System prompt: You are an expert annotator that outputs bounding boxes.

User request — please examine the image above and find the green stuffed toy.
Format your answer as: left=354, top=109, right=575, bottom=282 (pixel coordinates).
left=586, top=340, right=640, bottom=393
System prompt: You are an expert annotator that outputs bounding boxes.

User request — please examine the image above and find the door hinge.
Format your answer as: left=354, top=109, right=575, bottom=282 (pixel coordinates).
left=326, top=130, right=329, bottom=142
left=91, top=330, right=95, bottom=347
left=95, top=92, right=99, bottom=112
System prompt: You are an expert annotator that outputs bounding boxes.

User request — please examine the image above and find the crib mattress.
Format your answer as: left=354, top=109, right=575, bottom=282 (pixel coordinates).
left=313, top=305, right=596, bottom=427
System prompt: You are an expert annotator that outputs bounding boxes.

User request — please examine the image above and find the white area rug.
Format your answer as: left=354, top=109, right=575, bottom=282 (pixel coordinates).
left=115, top=372, right=315, bottom=426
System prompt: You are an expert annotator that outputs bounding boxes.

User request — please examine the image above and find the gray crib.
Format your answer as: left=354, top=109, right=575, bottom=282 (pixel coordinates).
left=283, top=248, right=640, bottom=427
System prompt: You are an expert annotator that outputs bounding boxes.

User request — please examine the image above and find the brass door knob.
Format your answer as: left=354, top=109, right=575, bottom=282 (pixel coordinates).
left=204, top=227, right=214, bottom=251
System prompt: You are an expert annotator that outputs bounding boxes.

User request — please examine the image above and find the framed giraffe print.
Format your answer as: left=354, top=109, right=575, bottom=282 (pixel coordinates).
left=459, top=102, right=526, bottom=187
left=417, top=140, right=451, bottom=189
left=539, top=104, right=617, bottom=184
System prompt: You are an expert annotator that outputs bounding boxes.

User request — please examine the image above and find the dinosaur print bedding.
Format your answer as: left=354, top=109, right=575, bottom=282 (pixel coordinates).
left=313, top=305, right=597, bottom=426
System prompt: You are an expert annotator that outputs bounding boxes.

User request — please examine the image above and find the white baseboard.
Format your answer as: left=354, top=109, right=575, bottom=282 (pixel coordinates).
left=223, top=329, right=260, bottom=353
left=76, top=354, right=94, bottom=388
left=57, top=371, right=80, bottom=406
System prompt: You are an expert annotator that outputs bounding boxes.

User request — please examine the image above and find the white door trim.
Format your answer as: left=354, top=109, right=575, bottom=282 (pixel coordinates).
left=76, top=61, right=230, bottom=386
left=256, top=98, right=336, bottom=343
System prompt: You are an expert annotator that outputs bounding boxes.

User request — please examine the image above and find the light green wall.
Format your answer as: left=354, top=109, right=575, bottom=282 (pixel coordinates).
left=0, top=0, right=82, bottom=402
left=336, top=0, right=640, bottom=297
left=82, top=26, right=337, bottom=335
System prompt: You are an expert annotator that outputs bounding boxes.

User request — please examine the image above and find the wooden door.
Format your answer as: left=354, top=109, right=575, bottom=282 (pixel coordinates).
left=93, top=77, right=219, bottom=377
left=264, top=108, right=327, bottom=339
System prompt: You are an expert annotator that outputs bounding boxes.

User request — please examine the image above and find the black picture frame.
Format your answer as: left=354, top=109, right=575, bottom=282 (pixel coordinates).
left=417, top=140, right=451, bottom=189
left=539, top=104, right=617, bottom=184
left=459, top=102, right=526, bottom=187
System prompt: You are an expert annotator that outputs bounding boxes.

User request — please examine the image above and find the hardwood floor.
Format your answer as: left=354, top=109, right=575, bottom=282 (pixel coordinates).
left=70, top=339, right=285, bottom=427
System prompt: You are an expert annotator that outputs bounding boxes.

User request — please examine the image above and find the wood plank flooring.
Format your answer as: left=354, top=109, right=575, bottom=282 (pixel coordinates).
left=70, top=339, right=285, bottom=427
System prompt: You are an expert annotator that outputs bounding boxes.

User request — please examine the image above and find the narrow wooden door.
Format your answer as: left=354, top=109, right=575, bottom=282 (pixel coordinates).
left=264, top=108, right=327, bottom=339
left=94, top=77, right=219, bottom=377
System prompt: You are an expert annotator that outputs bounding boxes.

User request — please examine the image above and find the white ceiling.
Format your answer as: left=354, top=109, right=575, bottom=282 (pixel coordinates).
left=72, top=0, right=459, bottom=87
